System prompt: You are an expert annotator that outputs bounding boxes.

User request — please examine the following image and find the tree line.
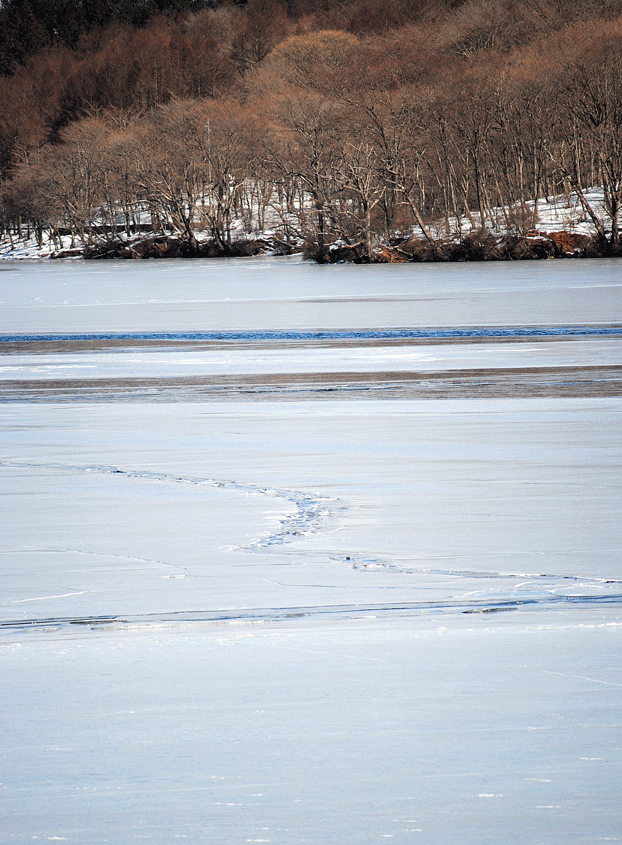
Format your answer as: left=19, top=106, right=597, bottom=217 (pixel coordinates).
left=2, top=0, right=622, bottom=259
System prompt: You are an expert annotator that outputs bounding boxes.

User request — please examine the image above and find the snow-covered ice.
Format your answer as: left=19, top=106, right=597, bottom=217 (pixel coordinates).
left=1, top=257, right=621, bottom=844
left=2, top=338, right=622, bottom=382
left=1, top=255, right=622, bottom=334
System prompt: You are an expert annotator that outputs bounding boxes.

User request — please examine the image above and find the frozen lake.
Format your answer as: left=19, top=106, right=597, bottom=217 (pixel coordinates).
left=1, top=254, right=622, bottom=333
left=1, top=257, right=622, bottom=844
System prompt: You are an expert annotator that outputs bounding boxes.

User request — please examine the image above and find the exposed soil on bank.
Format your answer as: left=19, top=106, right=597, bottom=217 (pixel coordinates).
left=315, top=230, right=618, bottom=263
left=47, top=228, right=621, bottom=263
left=64, top=235, right=299, bottom=260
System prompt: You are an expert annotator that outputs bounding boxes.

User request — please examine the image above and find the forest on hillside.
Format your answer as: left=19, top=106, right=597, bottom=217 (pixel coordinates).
left=1, top=0, right=622, bottom=261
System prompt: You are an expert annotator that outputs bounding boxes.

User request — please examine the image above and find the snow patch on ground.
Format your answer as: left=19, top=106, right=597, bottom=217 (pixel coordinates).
left=429, top=187, right=612, bottom=238
left=0, top=188, right=613, bottom=261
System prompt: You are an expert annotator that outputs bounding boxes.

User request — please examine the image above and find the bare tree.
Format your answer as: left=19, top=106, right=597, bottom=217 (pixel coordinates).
left=133, top=100, right=209, bottom=248
left=195, top=99, right=254, bottom=252
left=568, top=35, right=622, bottom=250
left=261, top=90, right=346, bottom=257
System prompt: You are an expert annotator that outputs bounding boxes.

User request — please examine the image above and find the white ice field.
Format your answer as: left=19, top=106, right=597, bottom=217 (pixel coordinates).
left=1, top=256, right=622, bottom=844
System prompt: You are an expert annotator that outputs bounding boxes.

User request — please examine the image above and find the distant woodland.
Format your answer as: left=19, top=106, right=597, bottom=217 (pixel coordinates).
left=2, top=0, right=622, bottom=260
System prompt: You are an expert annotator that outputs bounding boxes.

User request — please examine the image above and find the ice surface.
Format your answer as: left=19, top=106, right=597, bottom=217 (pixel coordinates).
left=3, top=613, right=621, bottom=845
left=2, top=338, right=622, bottom=382
left=1, top=255, right=621, bottom=333
left=1, top=257, right=621, bottom=844
left=2, top=398, right=621, bottom=620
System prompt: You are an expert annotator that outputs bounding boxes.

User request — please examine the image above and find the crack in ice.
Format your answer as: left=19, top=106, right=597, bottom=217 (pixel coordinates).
left=0, top=459, right=338, bottom=554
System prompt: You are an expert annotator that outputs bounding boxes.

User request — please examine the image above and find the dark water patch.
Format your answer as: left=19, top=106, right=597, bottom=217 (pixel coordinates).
left=2, top=325, right=622, bottom=344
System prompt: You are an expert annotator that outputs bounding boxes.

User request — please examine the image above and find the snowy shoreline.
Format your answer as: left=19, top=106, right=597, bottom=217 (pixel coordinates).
left=0, top=228, right=612, bottom=263
left=2, top=188, right=620, bottom=263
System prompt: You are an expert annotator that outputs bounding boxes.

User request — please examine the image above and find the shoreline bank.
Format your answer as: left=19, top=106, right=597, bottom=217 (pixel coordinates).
left=2, top=229, right=620, bottom=263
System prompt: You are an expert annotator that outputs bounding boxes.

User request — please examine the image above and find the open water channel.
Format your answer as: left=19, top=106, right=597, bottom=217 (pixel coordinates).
left=1, top=256, right=622, bottom=844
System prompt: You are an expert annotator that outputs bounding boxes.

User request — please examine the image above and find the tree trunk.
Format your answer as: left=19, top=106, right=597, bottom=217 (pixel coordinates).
left=364, top=202, right=372, bottom=261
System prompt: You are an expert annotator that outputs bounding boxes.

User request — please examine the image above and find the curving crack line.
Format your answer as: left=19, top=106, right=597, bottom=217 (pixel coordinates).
left=0, top=459, right=339, bottom=553
left=350, top=557, right=622, bottom=585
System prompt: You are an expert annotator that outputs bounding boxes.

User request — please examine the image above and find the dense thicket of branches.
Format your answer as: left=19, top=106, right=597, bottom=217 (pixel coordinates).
left=0, top=0, right=214, bottom=73
left=2, top=0, right=622, bottom=258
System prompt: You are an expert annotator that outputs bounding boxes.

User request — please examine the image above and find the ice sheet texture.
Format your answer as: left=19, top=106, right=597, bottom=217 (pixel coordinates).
left=1, top=255, right=621, bottom=333
left=1, top=257, right=621, bottom=845
left=2, top=399, right=622, bottom=619
left=3, top=613, right=622, bottom=845
left=3, top=338, right=622, bottom=382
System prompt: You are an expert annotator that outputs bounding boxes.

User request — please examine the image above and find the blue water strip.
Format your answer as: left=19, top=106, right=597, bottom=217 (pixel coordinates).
left=2, top=326, right=622, bottom=343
